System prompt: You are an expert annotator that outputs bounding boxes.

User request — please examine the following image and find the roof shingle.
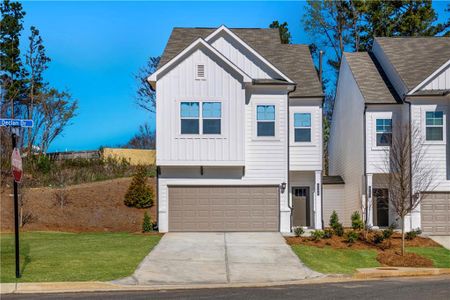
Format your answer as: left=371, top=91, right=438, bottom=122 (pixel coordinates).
left=344, top=52, right=401, bottom=104
left=157, top=27, right=323, bottom=98
left=375, top=37, right=450, bottom=91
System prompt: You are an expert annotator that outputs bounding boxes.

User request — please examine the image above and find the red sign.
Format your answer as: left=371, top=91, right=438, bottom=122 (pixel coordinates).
left=11, top=148, right=23, bottom=183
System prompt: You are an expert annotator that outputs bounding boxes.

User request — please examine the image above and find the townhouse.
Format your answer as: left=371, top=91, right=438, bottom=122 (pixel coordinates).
left=329, top=37, right=450, bottom=235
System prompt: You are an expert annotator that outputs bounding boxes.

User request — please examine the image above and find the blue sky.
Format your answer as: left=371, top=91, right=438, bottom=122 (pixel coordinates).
left=21, top=1, right=448, bottom=152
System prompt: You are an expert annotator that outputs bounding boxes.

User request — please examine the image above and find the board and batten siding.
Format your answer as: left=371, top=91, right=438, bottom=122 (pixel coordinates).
left=410, top=99, right=450, bottom=191
left=328, top=57, right=365, bottom=220
left=421, top=64, right=450, bottom=91
left=209, top=33, right=279, bottom=79
left=156, top=47, right=245, bottom=165
left=289, top=99, right=323, bottom=171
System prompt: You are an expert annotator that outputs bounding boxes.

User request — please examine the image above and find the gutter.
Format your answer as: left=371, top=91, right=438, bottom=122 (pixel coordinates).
left=403, top=96, right=413, bottom=230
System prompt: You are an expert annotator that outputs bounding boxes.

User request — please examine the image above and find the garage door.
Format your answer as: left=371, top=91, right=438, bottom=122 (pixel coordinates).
left=421, top=193, right=450, bottom=235
left=168, top=186, right=279, bottom=232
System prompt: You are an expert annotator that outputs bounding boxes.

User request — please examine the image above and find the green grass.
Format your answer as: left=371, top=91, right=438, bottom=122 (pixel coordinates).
left=291, top=244, right=450, bottom=274
left=291, top=245, right=380, bottom=274
left=0, top=232, right=161, bottom=283
left=407, top=247, right=450, bottom=268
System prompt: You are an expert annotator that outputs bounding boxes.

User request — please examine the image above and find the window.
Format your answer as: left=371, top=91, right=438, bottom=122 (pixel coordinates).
left=426, top=111, right=444, bottom=141
left=257, top=105, right=275, bottom=137
left=180, top=102, right=199, bottom=134
left=196, top=64, right=205, bottom=79
left=202, top=102, right=221, bottom=134
left=294, top=113, right=311, bottom=142
left=376, top=119, right=392, bottom=146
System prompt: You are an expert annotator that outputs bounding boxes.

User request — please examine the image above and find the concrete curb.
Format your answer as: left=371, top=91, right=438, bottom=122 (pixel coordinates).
left=0, top=276, right=351, bottom=295
left=354, top=267, right=450, bottom=279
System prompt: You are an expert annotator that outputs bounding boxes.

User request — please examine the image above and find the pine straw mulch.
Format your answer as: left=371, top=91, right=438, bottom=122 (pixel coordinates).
left=286, top=231, right=442, bottom=268
left=377, top=251, right=434, bottom=268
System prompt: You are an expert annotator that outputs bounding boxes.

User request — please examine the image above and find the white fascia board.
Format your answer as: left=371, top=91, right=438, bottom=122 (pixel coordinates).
left=408, top=59, right=450, bottom=95
left=147, top=37, right=252, bottom=85
left=205, top=25, right=294, bottom=84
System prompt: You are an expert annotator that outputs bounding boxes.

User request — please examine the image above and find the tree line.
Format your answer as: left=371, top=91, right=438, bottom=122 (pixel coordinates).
left=1, top=0, right=78, bottom=154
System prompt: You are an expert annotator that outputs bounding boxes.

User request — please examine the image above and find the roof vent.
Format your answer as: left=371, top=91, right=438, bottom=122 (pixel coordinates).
left=196, top=64, right=205, bottom=79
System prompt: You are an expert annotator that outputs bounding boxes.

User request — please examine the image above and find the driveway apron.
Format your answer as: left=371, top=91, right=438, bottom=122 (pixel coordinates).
left=116, top=232, right=320, bottom=285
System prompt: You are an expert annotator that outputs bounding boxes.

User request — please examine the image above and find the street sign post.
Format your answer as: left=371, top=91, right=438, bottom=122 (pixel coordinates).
left=2, top=119, right=33, bottom=279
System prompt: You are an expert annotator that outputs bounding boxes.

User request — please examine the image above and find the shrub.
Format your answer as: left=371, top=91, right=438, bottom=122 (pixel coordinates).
left=372, top=232, right=385, bottom=244
left=323, top=228, right=333, bottom=239
left=345, top=230, right=359, bottom=244
left=142, top=211, right=153, bottom=232
left=405, top=228, right=422, bottom=240
left=351, top=211, right=364, bottom=230
left=382, top=225, right=395, bottom=240
left=124, top=165, right=154, bottom=208
left=35, top=154, right=52, bottom=174
left=329, top=211, right=344, bottom=236
left=311, top=230, right=324, bottom=241
left=293, top=226, right=304, bottom=237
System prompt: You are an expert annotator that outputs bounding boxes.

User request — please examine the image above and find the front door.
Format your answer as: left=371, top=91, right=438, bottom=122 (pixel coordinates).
left=292, top=187, right=310, bottom=227
left=373, top=188, right=389, bottom=227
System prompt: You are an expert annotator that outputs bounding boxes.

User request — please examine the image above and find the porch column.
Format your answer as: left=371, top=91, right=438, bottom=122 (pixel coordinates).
left=366, top=173, right=373, bottom=227
left=314, top=170, right=322, bottom=229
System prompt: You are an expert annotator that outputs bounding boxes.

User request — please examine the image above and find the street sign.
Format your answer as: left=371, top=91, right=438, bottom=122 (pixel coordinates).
left=11, top=148, right=23, bottom=183
left=0, top=118, right=33, bottom=128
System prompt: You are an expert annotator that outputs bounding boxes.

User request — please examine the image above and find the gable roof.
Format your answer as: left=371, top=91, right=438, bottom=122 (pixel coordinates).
left=374, top=37, right=450, bottom=92
left=344, top=52, right=401, bottom=104
left=148, top=38, right=251, bottom=85
left=157, top=27, right=323, bottom=98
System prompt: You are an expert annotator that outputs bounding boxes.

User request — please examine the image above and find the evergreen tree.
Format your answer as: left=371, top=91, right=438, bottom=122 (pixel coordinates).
left=124, top=166, right=154, bottom=208
left=269, top=20, right=292, bottom=44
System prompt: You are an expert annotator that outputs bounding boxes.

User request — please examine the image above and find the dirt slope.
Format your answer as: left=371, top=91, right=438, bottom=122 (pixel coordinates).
left=1, top=177, right=157, bottom=232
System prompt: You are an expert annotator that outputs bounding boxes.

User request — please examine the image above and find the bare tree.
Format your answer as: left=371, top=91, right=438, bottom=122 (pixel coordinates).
left=135, top=56, right=160, bottom=113
left=53, top=168, right=71, bottom=208
left=384, top=123, right=434, bottom=255
left=122, top=123, right=155, bottom=149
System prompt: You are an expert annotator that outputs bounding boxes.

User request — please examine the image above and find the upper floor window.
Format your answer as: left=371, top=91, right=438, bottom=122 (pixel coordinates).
left=294, top=113, right=311, bottom=142
left=426, top=111, right=443, bottom=141
left=257, top=105, right=275, bottom=137
left=376, top=119, right=392, bottom=146
left=202, top=102, right=221, bottom=134
left=180, top=102, right=199, bottom=134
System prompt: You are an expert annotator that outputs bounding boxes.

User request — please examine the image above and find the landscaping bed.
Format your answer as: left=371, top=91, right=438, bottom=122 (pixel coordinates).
left=288, top=211, right=450, bottom=274
left=0, top=232, right=162, bottom=283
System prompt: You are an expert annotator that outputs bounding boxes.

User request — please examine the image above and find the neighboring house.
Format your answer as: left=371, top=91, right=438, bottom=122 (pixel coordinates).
left=329, top=37, right=450, bottom=235
left=148, top=26, right=323, bottom=232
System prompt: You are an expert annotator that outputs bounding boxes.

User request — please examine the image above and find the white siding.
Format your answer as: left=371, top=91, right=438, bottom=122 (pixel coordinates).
left=328, top=57, right=365, bottom=220
left=289, top=99, right=323, bottom=171
left=209, top=33, right=279, bottom=79
left=410, top=98, right=450, bottom=191
left=323, top=184, right=347, bottom=227
left=156, top=47, right=245, bottom=166
left=421, top=64, right=450, bottom=91
left=365, top=106, right=402, bottom=174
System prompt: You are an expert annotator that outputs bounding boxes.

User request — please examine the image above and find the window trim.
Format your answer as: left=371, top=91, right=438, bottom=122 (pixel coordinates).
left=424, top=110, right=444, bottom=143
left=177, top=100, right=224, bottom=138
left=371, top=112, right=394, bottom=151
left=254, top=103, right=278, bottom=139
left=375, top=118, right=392, bottom=147
left=180, top=102, right=200, bottom=135
left=202, top=102, right=222, bottom=135
left=293, top=112, right=312, bottom=143
left=290, top=107, right=316, bottom=146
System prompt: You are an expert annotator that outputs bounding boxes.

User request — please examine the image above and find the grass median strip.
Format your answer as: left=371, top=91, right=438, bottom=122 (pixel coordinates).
left=0, top=232, right=161, bottom=283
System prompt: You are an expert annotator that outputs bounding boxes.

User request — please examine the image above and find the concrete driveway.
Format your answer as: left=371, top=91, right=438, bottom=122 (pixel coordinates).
left=117, top=232, right=320, bottom=285
left=430, top=236, right=450, bottom=250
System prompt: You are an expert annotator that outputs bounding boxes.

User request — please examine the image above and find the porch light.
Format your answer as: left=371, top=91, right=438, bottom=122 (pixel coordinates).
left=280, top=182, right=287, bottom=193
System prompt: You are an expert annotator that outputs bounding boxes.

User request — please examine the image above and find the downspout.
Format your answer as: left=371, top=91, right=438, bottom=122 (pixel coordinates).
left=287, top=84, right=296, bottom=232
left=363, top=105, right=368, bottom=224
left=319, top=50, right=324, bottom=229
left=403, top=97, right=413, bottom=230
left=156, top=166, right=160, bottom=228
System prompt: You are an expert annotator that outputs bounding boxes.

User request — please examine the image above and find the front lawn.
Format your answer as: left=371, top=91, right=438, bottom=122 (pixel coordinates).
left=0, top=232, right=161, bottom=283
left=291, top=245, right=380, bottom=274
left=291, top=244, right=450, bottom=274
